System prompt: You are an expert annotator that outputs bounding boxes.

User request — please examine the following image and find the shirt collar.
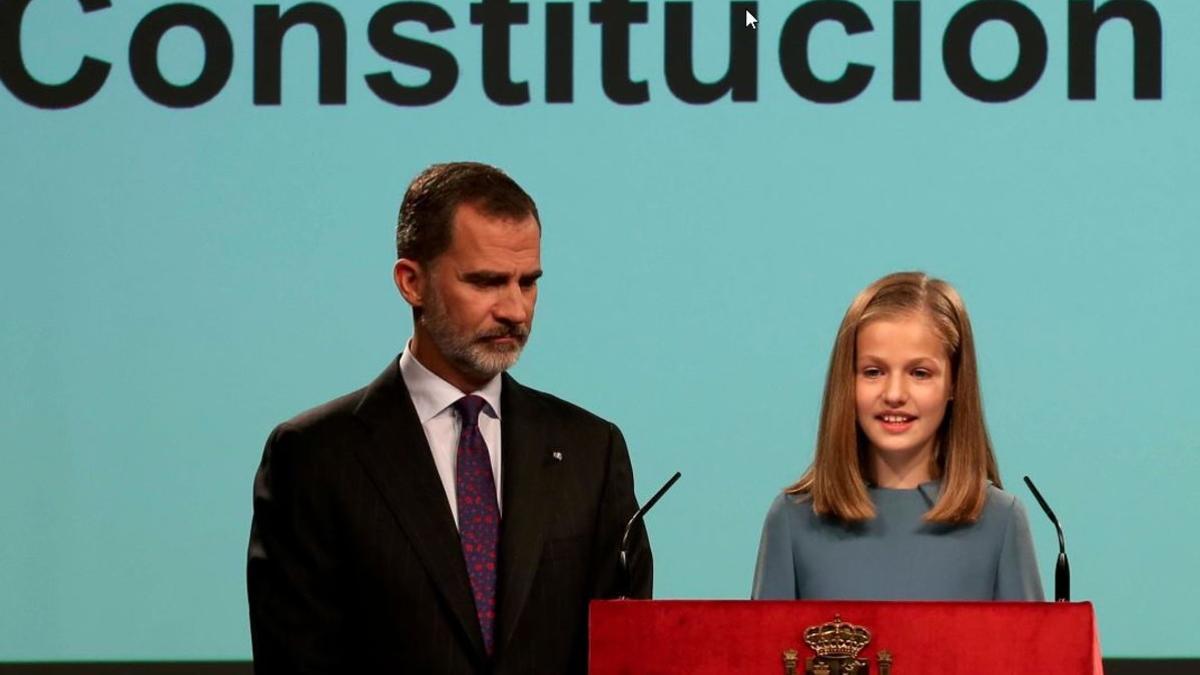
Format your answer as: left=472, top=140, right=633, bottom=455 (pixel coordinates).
left=399, top=343, right=502, bottom=424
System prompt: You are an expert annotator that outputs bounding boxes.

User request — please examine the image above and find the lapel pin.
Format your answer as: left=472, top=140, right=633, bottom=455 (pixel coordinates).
left=551, top=451, right=563, bottom=461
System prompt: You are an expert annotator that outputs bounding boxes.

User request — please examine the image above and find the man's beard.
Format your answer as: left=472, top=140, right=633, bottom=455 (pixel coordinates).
left=420, top=292, right=530, bottom=383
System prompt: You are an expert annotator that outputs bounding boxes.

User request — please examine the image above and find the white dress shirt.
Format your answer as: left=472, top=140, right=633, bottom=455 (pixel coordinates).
left=398, top=345, right=503, bottom=528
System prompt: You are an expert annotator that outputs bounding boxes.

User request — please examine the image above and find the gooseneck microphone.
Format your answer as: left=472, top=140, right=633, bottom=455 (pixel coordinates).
left=618, top=471, right=681, bottom=599
left=1023, top=475, right=1070, bottom=602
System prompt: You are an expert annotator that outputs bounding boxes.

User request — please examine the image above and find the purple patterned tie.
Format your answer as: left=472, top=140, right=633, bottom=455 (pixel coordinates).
left=453, top=395, right=500, bottom=655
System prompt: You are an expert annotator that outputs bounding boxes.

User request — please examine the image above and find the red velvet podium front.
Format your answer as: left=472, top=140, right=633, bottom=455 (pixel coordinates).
left=590, top=600, right=1102, bottom=674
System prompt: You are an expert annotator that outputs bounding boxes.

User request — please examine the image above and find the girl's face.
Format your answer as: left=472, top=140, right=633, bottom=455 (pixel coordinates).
left=854, top=314, right=953, bottom=479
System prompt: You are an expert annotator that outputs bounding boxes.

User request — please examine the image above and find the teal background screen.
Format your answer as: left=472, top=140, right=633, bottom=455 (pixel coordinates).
left=2, top=0, right=1197, bottom=660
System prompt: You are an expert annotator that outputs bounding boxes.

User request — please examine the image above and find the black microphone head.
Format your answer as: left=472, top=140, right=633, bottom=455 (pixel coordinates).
left=1023, top=475, right=1059, bottom=528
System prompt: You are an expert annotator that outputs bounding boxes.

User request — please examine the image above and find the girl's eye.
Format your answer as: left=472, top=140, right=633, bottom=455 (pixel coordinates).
left=862, top=367, right=883, bottom=378
left=912, top=369, right=931, bottom=379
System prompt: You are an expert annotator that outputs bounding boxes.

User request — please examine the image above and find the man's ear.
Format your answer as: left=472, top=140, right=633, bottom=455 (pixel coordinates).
left=393, top=258, right=426, bottom=308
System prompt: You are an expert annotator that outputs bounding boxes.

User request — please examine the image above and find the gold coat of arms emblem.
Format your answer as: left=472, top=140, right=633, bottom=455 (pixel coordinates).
left=782, top=615, right=892, bottom=675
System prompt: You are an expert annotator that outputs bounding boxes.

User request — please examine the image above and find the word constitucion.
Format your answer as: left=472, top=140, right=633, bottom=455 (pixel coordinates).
left=0, top=0, right=1163, bottom=109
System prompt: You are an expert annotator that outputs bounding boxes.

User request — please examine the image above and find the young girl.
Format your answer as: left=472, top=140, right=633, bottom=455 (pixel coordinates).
left=752, top=272, right=1043, bottom=601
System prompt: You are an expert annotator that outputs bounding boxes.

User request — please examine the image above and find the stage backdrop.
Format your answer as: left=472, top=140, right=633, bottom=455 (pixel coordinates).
left=2, top=0, right=1197, bottom=661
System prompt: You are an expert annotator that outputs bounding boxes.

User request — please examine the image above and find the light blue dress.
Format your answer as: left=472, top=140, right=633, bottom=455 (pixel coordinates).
left=752, top=482, right=1044, bottom=601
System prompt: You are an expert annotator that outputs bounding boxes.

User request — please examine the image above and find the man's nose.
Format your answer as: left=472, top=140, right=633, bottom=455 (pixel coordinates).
left=494, top=283, right=531, bottom=323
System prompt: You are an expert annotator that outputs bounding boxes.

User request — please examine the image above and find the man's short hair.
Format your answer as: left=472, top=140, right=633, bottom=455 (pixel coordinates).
left=396, top=162, right=540, bottom=264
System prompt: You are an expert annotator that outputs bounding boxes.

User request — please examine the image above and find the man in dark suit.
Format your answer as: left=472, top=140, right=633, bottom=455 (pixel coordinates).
left=247, top=162, right=652, bottom=674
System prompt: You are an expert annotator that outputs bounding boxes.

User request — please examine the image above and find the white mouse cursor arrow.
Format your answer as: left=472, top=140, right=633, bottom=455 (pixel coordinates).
left=745, top=10, right=758, bottom=30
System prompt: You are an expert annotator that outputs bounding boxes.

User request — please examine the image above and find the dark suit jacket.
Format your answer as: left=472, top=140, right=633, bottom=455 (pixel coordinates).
left=247, top=358, right=652, bottom=674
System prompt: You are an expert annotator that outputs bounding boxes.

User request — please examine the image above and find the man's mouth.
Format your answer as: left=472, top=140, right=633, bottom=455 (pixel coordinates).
left=478, top=329, right=528, bottom=347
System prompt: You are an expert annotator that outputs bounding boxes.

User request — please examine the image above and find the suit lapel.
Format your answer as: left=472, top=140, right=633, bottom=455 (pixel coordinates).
left=350, top=359, right=486, bottom=658
left=495, top=374, right=557, bottom=655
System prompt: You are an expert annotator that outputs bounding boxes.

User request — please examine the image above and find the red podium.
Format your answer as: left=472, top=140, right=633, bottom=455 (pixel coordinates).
left=590, top=600, right=1102, bottom=674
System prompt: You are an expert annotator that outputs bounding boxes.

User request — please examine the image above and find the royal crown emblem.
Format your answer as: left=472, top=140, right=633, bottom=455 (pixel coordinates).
left=803, top=615, right=871, bottom=658
left=782, top=615, right=892, bottom=675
